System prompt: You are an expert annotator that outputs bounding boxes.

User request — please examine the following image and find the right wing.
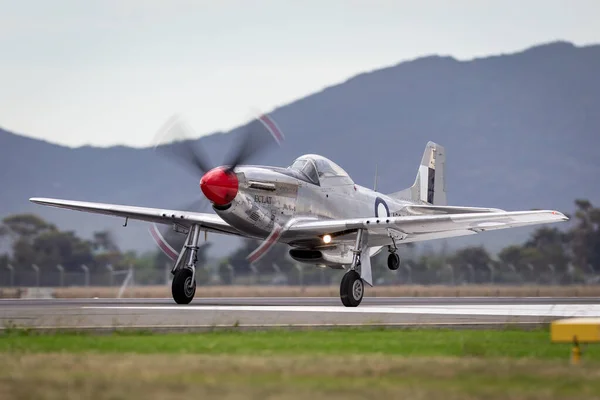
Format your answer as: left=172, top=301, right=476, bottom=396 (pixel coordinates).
left=402, top=204, right=506, bottom=215
left=29, top=197, right=245, bottom=237
left=285, top=209, right=568, bottom=244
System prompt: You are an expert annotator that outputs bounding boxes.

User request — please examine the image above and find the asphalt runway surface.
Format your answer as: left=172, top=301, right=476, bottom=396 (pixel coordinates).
left=1, top=297, right=599, bottom=331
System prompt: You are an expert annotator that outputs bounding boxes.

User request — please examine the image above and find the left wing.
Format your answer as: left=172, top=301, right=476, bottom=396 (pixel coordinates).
left=29, top=197, right=244, bottom=237
left=286, top=209, right=568, bottom=244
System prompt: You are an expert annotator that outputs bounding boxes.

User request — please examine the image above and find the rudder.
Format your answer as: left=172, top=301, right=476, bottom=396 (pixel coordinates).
left=389, top=141, right=447, bottom=205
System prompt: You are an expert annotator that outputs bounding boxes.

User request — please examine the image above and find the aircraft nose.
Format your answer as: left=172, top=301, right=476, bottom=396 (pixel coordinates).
left=200, top=167, right=239, bottom=206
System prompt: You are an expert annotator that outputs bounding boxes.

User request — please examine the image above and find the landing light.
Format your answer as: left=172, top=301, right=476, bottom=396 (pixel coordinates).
left=322, top=234, right=332, bottom=244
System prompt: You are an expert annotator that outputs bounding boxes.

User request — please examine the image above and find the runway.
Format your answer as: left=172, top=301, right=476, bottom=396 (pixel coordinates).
left=1, top=297, right=599, bottom=332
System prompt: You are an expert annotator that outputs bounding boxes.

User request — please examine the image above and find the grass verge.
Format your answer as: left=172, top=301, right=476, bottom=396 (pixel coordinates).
left=1, top=353, right=599, bottom=400
left=1, top=328, right=599, bottom=400
left=1, top=327, right=599, bottom=360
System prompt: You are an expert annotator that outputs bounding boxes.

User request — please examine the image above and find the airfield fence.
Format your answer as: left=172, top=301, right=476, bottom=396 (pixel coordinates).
left=0, top=262, right=598, bottom=288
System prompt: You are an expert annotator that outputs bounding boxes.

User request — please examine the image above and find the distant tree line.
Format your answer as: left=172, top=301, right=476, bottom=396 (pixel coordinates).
left=0, top=214, right=209, bottom=285
left=0, top=199, right=598, bottom=285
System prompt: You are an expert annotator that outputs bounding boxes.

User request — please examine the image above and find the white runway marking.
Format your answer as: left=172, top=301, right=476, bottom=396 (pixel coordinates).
left=83, top=304, right=600, bottom=317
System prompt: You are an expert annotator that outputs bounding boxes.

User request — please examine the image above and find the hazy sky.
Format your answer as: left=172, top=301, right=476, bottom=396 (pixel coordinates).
left=1, top=0, right=599, bottom=148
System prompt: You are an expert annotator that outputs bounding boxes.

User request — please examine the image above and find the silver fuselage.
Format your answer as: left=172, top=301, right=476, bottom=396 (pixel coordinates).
left=213, top=165, right=419, bottom=265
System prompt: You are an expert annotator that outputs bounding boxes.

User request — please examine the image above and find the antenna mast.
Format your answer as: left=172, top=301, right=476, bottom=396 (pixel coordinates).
left=373, top=164, right=378, bottom=191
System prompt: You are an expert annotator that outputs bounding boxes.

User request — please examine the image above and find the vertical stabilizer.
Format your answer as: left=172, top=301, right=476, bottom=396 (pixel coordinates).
left=389, top=141, right=447, bottom=205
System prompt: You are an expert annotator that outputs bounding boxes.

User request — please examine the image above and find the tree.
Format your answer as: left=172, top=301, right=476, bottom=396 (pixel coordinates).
left=0, top=223, right=8, bottom=239
left=569, top=199, right=600, bottom=272
left=498, top=245, right=547, bottom=282
left=218, top=259, right=234, bottom=285
left=498, top=245, right=526, bottom=266
left=92, top=231, right=120, bottom=253
left=11, top=230, right=94, bottom=271
left=0, top=223, right=9, bottom=253
left=2, top=214, right=56, bottom=239
left=523, top=226, right=570, bottom=273
left=449, top=246, right=492, bottom=283
left=91, top=231, right=123, bottom=271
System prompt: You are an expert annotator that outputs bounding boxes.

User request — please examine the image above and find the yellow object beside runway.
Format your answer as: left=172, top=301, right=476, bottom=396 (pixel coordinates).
left=551, top=318, right=600, bottom=364
left=551, top=318, right=600, bottom=343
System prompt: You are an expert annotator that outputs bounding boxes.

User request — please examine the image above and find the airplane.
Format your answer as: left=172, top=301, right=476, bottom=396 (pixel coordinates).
left=29, top=113, right=568, bottom=307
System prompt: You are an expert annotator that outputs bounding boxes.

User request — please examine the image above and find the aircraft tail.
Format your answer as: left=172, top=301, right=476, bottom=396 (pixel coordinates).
left=389, top=141, right=447, bottom=205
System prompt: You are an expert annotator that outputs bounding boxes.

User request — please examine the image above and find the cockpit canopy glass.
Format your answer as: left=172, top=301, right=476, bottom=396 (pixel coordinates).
left=288, top=155, right=353, bottom=186
left=289, top=158, right=319, bottom=184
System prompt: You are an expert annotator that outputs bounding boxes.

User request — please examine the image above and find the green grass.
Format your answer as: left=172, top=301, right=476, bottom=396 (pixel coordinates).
left=1, top=327, right=598, bottom=360
left=2, top=328, right=600, bottom=400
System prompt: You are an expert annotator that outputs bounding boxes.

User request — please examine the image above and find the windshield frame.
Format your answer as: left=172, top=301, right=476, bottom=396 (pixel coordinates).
left=288, top=158, right=319, bottom=185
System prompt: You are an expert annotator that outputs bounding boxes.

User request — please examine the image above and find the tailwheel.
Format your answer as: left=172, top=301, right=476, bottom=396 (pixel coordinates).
left=172, top=268, right=196, bottom=304
left=387, top=252, right=400, bottom=270
left=340, top=270, right=364, bottom=307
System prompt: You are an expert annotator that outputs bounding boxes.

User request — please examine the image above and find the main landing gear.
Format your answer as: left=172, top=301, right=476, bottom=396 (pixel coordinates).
left=171, top=224, right=202, bottom=304
left=172, top=268, right=196, bottom=304
left=340, top=229, right=370, bottom=307
left=340, top=270, right=364, bottom=307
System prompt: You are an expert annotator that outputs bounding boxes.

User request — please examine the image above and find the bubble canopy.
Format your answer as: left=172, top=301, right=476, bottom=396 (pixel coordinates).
left=288, top=154, right=354, bottom=186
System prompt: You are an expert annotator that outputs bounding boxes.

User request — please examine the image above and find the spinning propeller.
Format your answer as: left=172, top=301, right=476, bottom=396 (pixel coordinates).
left=148, top=197, right=212, bottom=262
left=148, top=111, right=286, bottom=264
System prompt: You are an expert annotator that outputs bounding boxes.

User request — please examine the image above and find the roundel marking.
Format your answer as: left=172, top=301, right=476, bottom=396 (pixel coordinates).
left=374, top=197, right=390, bottom=218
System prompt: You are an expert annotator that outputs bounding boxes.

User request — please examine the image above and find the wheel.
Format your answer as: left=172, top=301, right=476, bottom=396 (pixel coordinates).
left=172, top=268, right=196, bottom=304
left=340, top=270, right=364, bottom=307
left=387, top=252, right=400, bottom=271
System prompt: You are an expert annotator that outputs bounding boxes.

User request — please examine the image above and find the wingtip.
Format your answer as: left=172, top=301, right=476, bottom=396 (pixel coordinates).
left=551, top=210, right=569, bottom=221
left=29, top=197, right=55, bottom=206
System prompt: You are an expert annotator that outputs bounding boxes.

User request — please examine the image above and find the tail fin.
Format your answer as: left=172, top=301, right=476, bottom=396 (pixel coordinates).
left=389, top=141, right=447, bottom=205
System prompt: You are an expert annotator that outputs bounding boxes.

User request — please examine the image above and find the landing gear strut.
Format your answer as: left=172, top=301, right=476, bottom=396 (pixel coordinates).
left=171, top=224, right=202, bottom=304
left=340, top=229, right=369, bottom=307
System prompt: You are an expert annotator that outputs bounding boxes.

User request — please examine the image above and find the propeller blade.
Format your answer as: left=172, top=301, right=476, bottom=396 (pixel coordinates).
left=149, top=223, right=180, bottom=262
left=224, top=112, right=284, bottom=173
left=152, top=114, right=214, bottom=176
left=148, top=197, right=211, bottom=261
left=246, top=217, right=297, bottom=265
left=149, top=222, right=211, bottom=262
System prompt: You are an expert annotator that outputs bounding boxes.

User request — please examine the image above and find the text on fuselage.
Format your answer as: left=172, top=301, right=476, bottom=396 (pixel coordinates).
left=255, top=195, right=273, bottom=204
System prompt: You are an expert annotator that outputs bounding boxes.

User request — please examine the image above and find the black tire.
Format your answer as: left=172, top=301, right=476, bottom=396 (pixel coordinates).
left=172, top=268, right=196, bottom=304
left=387, top=252, right=400, bottom=271
left=340, top=270, right=364, bottom=307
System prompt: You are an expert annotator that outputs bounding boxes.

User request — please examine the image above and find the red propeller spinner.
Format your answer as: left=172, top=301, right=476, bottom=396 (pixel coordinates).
left=200, top=167, right=239, bottom=206
left=152, top=111, right=284, bottom=261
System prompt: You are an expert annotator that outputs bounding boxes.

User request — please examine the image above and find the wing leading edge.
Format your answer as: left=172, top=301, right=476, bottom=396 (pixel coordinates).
left=29, top=198, right=569, bottom=246
left=29, top=197, right=243, bottom=237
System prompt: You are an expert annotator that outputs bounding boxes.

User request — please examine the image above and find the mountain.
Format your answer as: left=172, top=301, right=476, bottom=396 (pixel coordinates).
left=2, top=41, right=599, bottom=257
